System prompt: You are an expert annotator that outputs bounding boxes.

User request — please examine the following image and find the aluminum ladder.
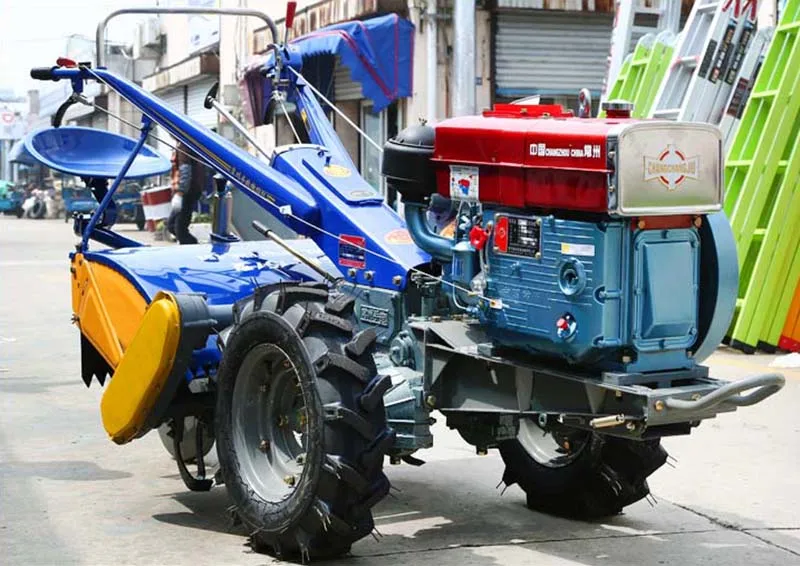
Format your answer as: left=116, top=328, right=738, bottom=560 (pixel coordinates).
left=718, top=26, right=774, bottom=150
left=650, top=0, right=759, bottom=122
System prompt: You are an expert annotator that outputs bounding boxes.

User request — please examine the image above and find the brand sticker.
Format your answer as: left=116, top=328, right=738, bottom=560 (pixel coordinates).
left=338, top=235, right=366, bottom=269
left=644, top=145, right=699, bottom=191
left=530, top=142, right=601, bottom=159
left=324, top=164, right=352, bottom=178
left=385, top=228, right=414, bottom=245
left=449, top=165, right=479, bottom=201
left=561, top=242, right=595, bottom=257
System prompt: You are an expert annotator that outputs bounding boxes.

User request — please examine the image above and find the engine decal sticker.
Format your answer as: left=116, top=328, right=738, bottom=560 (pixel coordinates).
left=560, top=242, right=595, bottom=257
left=644, top=145, right=699, bottom=191
left=384, top=228, right=414, bottom=245
left=338, top=235, right=366, bottom=269
left=449, top=165, right=479, bottom=201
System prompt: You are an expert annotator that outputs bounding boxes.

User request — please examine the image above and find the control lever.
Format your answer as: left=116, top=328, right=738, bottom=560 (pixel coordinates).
left=251, top=220, right=340, bottom=284
left=284, top=1, right=297, bottom=44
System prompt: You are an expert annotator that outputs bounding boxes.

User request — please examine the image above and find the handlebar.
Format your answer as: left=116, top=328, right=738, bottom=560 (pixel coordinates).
left=30, top=67, right=58, bottom=81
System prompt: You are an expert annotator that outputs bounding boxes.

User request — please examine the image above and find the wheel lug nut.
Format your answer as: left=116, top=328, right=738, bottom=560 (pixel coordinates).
left=259, top=439, right=270, bottom=452
left=296, top=454, right=305, bottom=465
left=284, top=475, right=296, bottom=486
left=277, top=415, right=289, bottom=427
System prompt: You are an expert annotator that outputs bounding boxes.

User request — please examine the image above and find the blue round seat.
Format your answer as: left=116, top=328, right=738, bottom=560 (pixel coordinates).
left=24, top=127, right=171, bottom=179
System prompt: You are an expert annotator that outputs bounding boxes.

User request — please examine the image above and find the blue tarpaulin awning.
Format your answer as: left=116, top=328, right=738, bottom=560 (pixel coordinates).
left=242, top=13, right=414, bottom=126
left=9, top=138, right=36, bottom=166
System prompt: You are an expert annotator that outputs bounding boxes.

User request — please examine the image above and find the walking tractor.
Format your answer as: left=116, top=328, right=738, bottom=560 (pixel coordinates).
left=25, top=4, right=785, bottom=561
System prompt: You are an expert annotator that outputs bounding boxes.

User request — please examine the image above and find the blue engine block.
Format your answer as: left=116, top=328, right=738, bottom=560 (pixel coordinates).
left=480, top=211, right=700, bottom=373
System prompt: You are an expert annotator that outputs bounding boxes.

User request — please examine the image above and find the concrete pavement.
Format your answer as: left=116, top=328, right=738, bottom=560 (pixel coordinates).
left=1, top=217, right=798, bottom=565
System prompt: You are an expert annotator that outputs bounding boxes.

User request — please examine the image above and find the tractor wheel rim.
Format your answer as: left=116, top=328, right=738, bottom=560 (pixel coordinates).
left=517, top=418, right=589, bottom=468
left=232, top=343, right=307, bottom=503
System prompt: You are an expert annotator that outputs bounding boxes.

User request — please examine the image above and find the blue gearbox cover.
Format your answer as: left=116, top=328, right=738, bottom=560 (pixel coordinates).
left=481, top=211, right=700, bottom=373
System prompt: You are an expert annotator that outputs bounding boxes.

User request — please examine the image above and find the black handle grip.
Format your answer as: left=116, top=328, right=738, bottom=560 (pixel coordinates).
left=30, top=67, right=57, bottom=81
left=52, top=97, right=75, bottom=128
left=204, top=81, right=219, bottom=109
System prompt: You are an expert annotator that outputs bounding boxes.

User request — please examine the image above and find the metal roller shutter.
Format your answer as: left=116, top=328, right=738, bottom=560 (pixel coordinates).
left=494, top=11, right=614, bottom=99
left=155, top=87, right=185, bottom=113
left=186, top=77, right=218, bottom=130
left=334, top=58, right=364, bottom=101
left=151, top=87, right=185, bottom=157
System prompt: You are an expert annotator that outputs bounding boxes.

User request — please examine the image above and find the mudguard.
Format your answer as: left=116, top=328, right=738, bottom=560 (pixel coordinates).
left=101, top=292, right=217, bottom=444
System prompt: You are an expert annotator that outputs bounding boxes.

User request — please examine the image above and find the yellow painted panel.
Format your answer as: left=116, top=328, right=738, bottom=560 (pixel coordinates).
left=70, top=255, right=148, bottom=368
left=91, top=263, right=147, bottom=349
left=101, top=292, right=182, bottom=444
left=71, top=255, right=123, bottom=368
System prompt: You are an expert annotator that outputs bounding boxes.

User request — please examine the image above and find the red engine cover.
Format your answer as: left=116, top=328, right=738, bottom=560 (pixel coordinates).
left=433, top=105, right=637, bottom=213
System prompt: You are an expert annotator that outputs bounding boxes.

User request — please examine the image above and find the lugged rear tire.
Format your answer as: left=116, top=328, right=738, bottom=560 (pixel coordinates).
left=499, top=420, right=668, bottom=518
left=216, top=284, right=394, bottom=561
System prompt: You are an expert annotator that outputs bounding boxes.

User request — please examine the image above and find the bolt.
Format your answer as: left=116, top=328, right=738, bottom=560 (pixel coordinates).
left=615, top=390, right=623, bottom=399
left=621, top=355, right=632, bottom=363
left=535, top=252, right=542, bottom=260
left=626, top=421, right=636, bottom=431
left=296, top=454, right=305, bottom=465
left=259, top=439, right=270, bottom=452
left=277, top=415, right=289, bottom=427
left=283, top=475, right=296, bottom=486
left=365, top=270, right=375, bottom=282
left=425, top=395, right=437, bottom=409
left=476, top=446, right=488, bottom=456
left=393, top=275, right=403, bottom=286
left=347, top=268, right=357, bottom=278
left=654, top=400, right=665, bottom=412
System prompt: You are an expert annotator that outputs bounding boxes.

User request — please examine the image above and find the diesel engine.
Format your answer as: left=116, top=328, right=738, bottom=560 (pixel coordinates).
left=383, top=102, right=726, bottom=374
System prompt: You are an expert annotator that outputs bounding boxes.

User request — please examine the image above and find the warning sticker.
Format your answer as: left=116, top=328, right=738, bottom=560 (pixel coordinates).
left=449, top=165, right=479, bottom=201
left=561, top=242, right=595, bottom=257
left=338, top=235, right=366, bottom=269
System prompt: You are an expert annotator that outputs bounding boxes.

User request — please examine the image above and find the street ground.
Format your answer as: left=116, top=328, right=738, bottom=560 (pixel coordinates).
left=1, top=217, right=798, bottom=566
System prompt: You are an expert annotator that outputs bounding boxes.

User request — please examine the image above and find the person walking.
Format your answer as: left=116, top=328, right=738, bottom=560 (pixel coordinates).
left=168, top=142, right=207, bottom=245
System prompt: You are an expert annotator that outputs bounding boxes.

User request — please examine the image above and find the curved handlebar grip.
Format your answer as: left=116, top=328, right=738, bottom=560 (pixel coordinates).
left=52, top=97, right=75, bottom=128
left=204, top=82, right=219, bottom=110
left=30, top=67, right=57, bottom=81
